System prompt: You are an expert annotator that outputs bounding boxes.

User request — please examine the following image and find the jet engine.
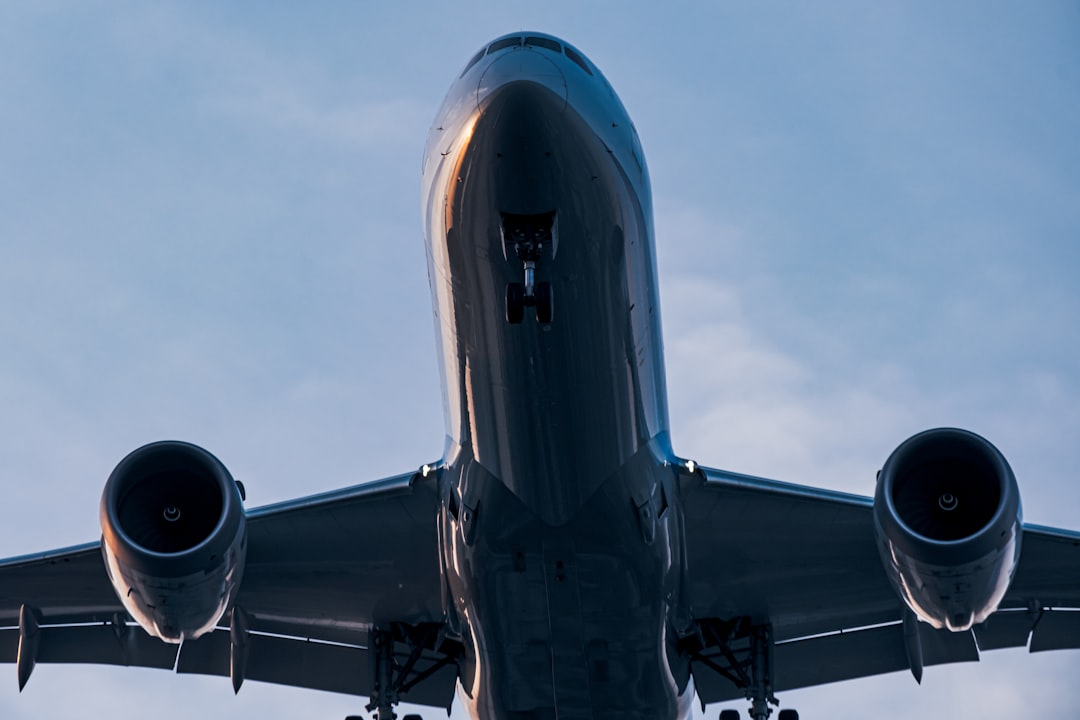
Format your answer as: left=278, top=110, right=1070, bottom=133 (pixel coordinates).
left=100, top=441, right=246, bottom=643
left=873, top=428, right=1022, bottom=632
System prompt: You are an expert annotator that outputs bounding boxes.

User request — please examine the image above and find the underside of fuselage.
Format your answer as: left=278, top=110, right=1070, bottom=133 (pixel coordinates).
left=438, top=440, right=692, bottom=720
left=440, top=79, right=666, bottom=521
left=421, top=34, right=693, bottom=720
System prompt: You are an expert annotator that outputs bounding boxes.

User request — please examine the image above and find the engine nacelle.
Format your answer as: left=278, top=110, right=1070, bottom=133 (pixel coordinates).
left=100, top=441, right=246, bottom=643
left=873, top=428, right=1022, bottom=632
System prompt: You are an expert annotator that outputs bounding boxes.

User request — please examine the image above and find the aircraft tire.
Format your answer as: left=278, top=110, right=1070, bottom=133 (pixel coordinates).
left=506, top=282, right=525, bottom=323
left=535, top=281, right=553, bottom=324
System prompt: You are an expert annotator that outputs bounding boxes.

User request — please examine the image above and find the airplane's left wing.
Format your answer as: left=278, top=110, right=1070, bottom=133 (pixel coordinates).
left=0, top=468, right=456, bottom=708
left=681, top=463, right=1080, bottom=705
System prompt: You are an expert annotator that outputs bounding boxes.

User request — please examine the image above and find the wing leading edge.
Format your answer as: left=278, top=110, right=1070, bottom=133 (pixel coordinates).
left=681, top=465, right=1080, bottom=704
left=0, top=468, right=455, bottom=708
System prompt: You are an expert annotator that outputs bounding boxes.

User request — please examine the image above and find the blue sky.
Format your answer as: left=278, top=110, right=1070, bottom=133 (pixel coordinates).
left=0, top=2, right=1077, bottom=718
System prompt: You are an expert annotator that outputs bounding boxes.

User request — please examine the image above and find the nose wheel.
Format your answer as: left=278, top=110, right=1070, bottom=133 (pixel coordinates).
left=505, top=279, right=553, bottom=324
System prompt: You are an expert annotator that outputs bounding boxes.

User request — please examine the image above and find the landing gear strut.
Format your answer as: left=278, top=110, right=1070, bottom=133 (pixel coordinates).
left=502, top=211, right=555, bottom=325
left=687, top=619, right=798, bottom=720
left=345, top=624, right=460, bottom=720
left=746, top=625, right=778, bottom=720
left=371, top=626, right=407, bottom=720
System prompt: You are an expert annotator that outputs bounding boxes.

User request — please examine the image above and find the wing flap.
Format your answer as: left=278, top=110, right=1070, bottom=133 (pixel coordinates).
left=775, top=621, right=979, bottom=693
left=177, top=630, right=369, bottom=695
left=176, top=629, right=457, bottom=708
left=973, top=609, right=1038, bottom=650
left=0, top=624, right=178, bottom=669
left=692, top=621, right=979, bottom=703
left=1030, top=609, right=1080, bottom=653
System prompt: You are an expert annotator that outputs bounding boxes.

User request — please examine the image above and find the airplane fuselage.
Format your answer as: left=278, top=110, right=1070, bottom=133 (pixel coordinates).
left=422, top=33, right=693, bottom=720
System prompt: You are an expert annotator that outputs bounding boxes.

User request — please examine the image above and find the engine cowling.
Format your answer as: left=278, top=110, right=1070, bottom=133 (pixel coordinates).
left=100, top=441, right=246, bottom=643
left=873, top=428, right=1022, bottom=632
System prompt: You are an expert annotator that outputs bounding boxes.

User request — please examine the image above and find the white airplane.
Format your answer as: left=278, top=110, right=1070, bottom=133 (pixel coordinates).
left=1, top=31, right=1077, bottom=720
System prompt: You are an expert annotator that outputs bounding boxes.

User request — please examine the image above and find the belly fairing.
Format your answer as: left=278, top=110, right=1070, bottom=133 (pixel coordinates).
left=440, top=440, right=693, bottom=720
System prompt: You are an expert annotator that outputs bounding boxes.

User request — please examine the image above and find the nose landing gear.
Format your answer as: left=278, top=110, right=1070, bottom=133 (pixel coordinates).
left=502, top=211, right=555, bottom=325
left=504, top=278, right=554, bottom=325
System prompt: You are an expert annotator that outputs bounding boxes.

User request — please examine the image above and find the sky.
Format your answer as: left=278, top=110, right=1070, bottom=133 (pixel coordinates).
left=0, top=1, right=1078, bottom=719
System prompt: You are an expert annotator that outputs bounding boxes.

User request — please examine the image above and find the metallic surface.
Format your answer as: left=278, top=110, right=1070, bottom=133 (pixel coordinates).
left=422, top=32, right=687, bottom=720
left=423, top=33, right=664, bottom=524
left=873, top=429, right=1023, bottom=631
left=99, top=441, right=247, bottom=642
left=0, top=29, right=1078, bottom=720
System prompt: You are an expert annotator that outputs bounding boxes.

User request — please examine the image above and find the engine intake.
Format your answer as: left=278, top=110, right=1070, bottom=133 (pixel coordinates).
left=873, top=428, right=1022, bottom=631
left=100, top=441, right=246, bottom=643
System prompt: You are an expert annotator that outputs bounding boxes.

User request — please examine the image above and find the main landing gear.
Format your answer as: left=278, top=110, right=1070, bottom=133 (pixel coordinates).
left=502, top=211, right=555, bottom=325
left=721, top=711, right=799, bottom=720
left=345, top=624, right=459, bottom=720
left=688, top=619, right=799, bottom=720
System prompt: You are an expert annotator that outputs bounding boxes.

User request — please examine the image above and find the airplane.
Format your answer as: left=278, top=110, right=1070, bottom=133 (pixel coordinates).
left=1, top=30, right=1078, bottom=720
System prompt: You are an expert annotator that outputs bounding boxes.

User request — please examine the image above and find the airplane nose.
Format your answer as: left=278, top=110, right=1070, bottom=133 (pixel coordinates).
left=477, top=49, right=567, bottom=112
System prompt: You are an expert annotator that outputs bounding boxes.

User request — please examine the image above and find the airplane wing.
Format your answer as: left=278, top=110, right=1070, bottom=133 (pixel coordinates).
left=0, top=469, right=456, bottom=708
left=681, top=465, right=1080, bottom=704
